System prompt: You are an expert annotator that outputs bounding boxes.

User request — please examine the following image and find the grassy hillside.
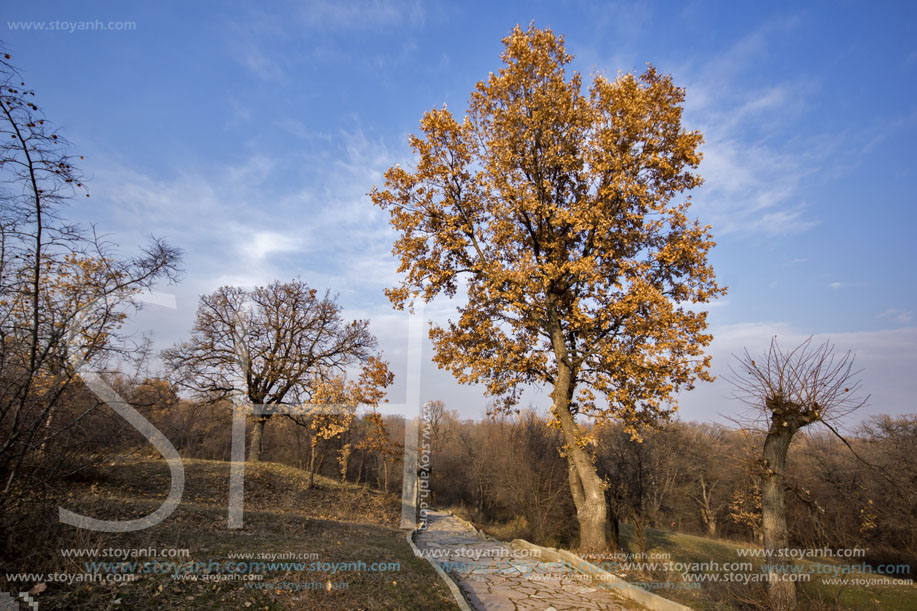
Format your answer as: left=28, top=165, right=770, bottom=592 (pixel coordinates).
left=613, top=524, right=916, bottom=611
left=1, top=457, right=459, bottom=610
left=459, top=509, right=914, bottom=610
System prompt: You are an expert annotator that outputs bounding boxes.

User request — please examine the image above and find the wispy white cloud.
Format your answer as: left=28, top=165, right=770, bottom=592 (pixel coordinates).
left=878, top=308, right=913, bottom=324
left=83, top=126, right=407, bottom=352
left=240, top=230, right=304, bottom=261
left=274, top=118, right=327, bottom=141
left=222, top=1, right=427, bottom=81
left=297, top=0, right=426, bottom=29
left=227, top=97, right=252, bottom=125
left=689, top=133, right=820, bottom=235
left=665, top=18, right=830, bottom=237
left=683, top=299, right=730, bottom=312
left=828, top=281, right=868, bottom=291
left=579, top=17, right=821, bottom=237
left=236, top=41, right=287, bottom=81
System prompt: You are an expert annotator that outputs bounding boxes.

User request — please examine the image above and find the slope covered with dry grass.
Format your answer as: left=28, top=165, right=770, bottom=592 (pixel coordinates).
left=2, top=457, right=458, bottom=610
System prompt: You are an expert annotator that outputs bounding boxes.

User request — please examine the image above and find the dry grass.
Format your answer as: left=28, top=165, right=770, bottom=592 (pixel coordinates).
left=1, top=456, right=459, bottom=610
left=611, top=524, right=917, bottom=611
left=442, top=511, right=916, bottom=611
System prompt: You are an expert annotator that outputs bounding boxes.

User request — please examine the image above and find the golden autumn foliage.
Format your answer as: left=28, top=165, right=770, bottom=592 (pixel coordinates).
left=293, top=355, right=395, bottom=449
left=281, top=356, right=395, bottom=489
left=372, top=25, right=721, bottom=426
left=372, top=24, right=723, bottom=550
left=728, top=481, right=763, bottom=538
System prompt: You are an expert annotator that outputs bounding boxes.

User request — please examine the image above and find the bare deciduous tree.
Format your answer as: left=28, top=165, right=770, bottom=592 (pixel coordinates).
left=728, top=336, right=867, bottom=611
left=597, top=424, right=681, bottom=554
left=163, top=279, right=378, bottom=462
left=0, top=50, right=181, bottom=526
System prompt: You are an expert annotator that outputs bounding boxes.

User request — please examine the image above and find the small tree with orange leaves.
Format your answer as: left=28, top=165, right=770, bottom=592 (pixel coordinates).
left=288, top=356, right=393, bottom=489
left=371, top=25, right=723, bottom=551
left=356, top=411, right=401, bottom=492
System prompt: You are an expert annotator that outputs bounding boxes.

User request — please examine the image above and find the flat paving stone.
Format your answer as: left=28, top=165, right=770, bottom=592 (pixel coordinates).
left=414, top=511, right=643, bottom=611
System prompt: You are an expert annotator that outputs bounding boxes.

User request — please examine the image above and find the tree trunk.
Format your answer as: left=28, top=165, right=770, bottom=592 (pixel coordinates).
left=339, top=445, right=350, bottom=482
left=608, top=508, right=620, bottom=551
left=308, top=440, right=318, bottom=489
left=762, top=424, right=798, bottom=610
left=551, top=354, right=608, bottom=552
left=37, top=409, right=55, bottom=457
left=634, top=517, right=647, bottom=555
left=249, top=416, right=269, bottom=462
left=698, top=477, right=718, bottom=537
left=315, top=444, right=327, bottom=476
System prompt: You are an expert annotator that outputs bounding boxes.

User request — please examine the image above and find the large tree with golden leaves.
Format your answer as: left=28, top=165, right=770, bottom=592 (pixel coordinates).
left=371, top=25, right=724, bottom=551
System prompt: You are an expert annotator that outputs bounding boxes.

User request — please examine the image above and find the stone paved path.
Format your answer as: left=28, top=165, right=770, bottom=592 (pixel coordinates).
left=414, top=511, right=642, bottom=610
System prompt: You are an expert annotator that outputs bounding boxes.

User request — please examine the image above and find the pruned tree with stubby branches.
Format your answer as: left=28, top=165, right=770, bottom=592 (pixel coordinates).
left=371, top=24, right=724, bottom=551
left=728, top=336, right=868, bottom=611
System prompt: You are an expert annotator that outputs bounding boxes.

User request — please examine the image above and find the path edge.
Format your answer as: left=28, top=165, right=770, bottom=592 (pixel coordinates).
left=510, top=539, right=694, bottom=611
left=404, top=529, right=473, bottom=611
left=447, top=511, right=491, bottom=540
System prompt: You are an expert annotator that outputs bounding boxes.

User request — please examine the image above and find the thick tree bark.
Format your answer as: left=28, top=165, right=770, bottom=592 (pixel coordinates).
left=762, top=423, right=798, bottom=611
left=249, top=416, right=269, bottom=462
left=551, top=340, right=608, bottom=552
left=315, top=445, right=327, bottom=476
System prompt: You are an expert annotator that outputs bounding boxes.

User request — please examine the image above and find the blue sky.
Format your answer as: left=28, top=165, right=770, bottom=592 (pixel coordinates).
left=3, top=1, right=915, bottom=425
